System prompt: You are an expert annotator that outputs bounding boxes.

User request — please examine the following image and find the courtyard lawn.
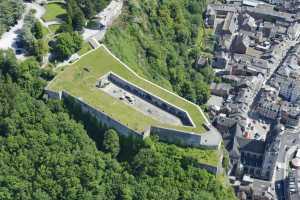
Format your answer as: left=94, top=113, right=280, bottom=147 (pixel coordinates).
left=48, top=46, right=208, bottom=133
left=42, top=3, right=67, bottom=22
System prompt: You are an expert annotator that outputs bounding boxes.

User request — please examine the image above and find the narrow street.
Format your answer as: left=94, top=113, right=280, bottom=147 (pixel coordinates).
left=274, top=130, right=300, bottom=200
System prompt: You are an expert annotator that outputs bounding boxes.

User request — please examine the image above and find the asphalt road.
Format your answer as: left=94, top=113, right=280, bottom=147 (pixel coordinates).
left=274, top=130, right=300, bottom=200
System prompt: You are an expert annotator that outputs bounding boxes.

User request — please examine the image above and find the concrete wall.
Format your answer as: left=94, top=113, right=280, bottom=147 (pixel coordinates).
left=44, top=89, right=61, bottom=99
left=197, top=162, right=219, bottom=174
left=151, top=126, right=202, bottom=147
left=108, top=73, right=194, bottom=127
left=151, top=126, right=221, bottom=150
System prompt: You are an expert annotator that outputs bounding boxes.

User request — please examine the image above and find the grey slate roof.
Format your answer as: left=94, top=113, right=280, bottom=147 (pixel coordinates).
left=237, top=137, right=266, bottom=154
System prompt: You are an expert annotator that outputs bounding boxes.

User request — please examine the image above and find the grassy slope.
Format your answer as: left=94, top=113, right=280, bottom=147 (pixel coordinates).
left=104, top=0, right=213, bottom=103
left=48, top=46, right=207, bottom=133
left=42, top=3, right=66, bottom=22
left=78, top=42, right=92, bottom=56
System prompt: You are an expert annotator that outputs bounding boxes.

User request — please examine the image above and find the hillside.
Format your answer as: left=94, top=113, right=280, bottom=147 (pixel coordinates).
left=105, top=0, right=215, bottom=105
left=0, top=49, right=236, bottom=200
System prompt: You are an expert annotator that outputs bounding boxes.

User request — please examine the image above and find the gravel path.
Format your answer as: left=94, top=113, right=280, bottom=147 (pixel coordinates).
left=82, top=0, right=123, bottom=41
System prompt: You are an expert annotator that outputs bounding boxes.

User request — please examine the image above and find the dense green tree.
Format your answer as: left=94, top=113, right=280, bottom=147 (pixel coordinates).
left=66, top=0, right=86, bottom=31
left=0, top=0, right=23, bottom=36
left=32, top=21, right=43, bottom=39
left=105, top=0, right=214, bottom=105
left=195, top=79, right=211, bottom=105
left=20, top=14, right=36, bottom=54
left=20, top=13, right=48, bottom=62
left=181, top=81, right=196, bottom=102
left=103, top=129, right=120, bottom=158
left=72, top=9, right=85, bottom=31
left=52, top=32, right=83, bottom=60
left=78, top=0, right=95, bottom=19
left=64, top=0, right=110, bottom=31
left=33, top=39, right=48, bottom=62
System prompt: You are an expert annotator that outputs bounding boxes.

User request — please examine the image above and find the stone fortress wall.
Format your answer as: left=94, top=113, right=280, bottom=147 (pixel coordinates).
left=45, top=89, right=221, bottom=174
left=45, top=72, right=222, bottom=150
left=45, top=70, right=222, bottom=150
left=62, top=91, right=151, bottom=138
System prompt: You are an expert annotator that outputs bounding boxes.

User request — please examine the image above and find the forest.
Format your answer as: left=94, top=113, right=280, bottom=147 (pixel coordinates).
left=0, top=49, right=235, bottom=199
left=105, top=0, right=216, bottom=105
left=0, top=0, right=23, bottom=36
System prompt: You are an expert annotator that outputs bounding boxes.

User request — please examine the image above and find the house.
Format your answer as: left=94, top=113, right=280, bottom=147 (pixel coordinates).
left=256, top=99, right=280, bottom=120
left=245, top=4, right=295, bottom=23
left=211, top=82, right=233, bottom=97
left=239, top=13, right=257, bottom=32
left=261, top=124, right=283, bottom=180
left=280, top=102, right=300, bottom=128
left=279, top=79, right=300, bottom=102
left=222, top=122, right=265, bottom=178
left=196, top=56, right=208, bottom=68
left=230, top=34, right=250, bottom=54
left=288, top=22, right=300, bottom=40
left=222, top=12, right=239, bottom=35
left=230, top=54, right=270, bottom=77
left=260, top=21, right=276, bottom=38
left=256, top=88, right=280, bottom=120
left=212, top=51, right=229, bottom=68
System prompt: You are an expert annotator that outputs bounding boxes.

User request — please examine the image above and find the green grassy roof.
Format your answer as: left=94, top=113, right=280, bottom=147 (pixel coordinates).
left=48, top=46, right=209, bottom=134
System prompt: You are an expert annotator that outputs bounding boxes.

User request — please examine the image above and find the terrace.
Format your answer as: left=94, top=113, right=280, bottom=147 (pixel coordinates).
left=48, top=45, right=209, bottom=134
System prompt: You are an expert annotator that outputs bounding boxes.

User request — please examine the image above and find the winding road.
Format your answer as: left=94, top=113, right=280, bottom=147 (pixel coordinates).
left=0, top=3, right=45, bottom=49
left=274, top=130, right=300, bottom=200
left=0, top=2, right=45, bottom=59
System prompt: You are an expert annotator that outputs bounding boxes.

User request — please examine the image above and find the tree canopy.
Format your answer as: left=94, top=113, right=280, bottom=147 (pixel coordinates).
left=65, top=0, right=110, bottom=31
left=51, top=32, right=83, bottom=61
left=103, top=129, right=120, bottom=158
left=0, top=0, right=23, bottom=36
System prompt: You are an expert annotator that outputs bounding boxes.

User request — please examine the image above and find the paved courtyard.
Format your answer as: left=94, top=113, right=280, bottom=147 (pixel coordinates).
left=100, top=81, right=184, bottom=126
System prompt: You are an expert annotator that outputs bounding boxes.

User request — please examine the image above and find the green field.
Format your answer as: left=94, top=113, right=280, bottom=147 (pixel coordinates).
left=78, top=42, right=93, bottom=56
left=48, top=46, right=208, bottom=134
left=42, top=3, right=66, bottom=22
